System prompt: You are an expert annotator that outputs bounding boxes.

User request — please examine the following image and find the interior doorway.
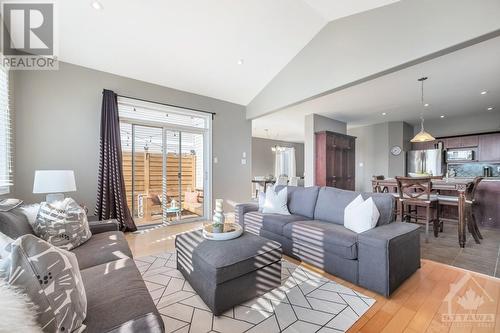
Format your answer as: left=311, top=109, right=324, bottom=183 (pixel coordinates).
left=119, top=98, right=212, bottom=227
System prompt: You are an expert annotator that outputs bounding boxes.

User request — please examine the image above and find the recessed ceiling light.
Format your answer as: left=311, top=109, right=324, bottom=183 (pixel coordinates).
left=91, top=1, right=103, bottom=10
left=487, top=107, right=494, bottom=111
left=237, top=59, right=244, bottom=65
left=424, top=103, right=430, bottom=107
left=440, top=115, right=445, bottom=118
left=481, top=91, right=488, bottom=95
left=381, top=112, right=387, bottom=116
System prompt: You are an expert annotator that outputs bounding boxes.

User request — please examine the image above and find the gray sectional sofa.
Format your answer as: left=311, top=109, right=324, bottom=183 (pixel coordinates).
left=0, top=208, right=165, bottom=333
left=236, top=186, right=421, bottom=296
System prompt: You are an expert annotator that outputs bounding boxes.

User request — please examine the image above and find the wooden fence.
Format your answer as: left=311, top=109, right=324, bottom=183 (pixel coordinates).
left=122, top=151, right=197, bottom=216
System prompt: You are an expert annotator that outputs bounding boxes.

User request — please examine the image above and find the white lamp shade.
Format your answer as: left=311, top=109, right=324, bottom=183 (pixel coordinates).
left=33, top=170, right=77, bottom=194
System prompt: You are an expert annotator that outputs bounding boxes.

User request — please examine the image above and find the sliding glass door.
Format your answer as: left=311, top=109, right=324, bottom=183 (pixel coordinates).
left=160, top=129, right=205, bottom=222
left=120, top=99, right=211, bottom=227
left=121, top=124, right=165, bottom=227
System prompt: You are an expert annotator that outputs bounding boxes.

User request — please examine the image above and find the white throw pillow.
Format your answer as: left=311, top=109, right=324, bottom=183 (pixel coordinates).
left=262, top=187, right=290, bottom=215
left=344, top=195, right=380, bottom=233
left=257, top=191, right=266, bottom=212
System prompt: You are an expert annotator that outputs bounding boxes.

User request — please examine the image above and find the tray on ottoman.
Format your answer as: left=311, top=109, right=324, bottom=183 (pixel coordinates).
left=175, top=230, right=282, bottom=315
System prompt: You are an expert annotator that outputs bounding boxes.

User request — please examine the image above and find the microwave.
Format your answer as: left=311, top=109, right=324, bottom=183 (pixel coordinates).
left=446, top=150, right=474, bottom=161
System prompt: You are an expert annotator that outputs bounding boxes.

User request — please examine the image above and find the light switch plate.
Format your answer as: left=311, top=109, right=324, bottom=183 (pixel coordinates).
left=214, top=157, right=218, bottom=164
left=241, top=159, right=247, bottom=165
left=242, top=152, right=246, bottom=158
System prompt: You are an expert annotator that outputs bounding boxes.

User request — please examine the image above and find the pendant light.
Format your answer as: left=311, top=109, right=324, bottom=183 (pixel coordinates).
left=411, top=77, right=435, bottom=143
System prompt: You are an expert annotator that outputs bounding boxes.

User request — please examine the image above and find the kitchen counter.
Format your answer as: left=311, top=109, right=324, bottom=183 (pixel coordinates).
left=448, top=177, right=500, bottom=181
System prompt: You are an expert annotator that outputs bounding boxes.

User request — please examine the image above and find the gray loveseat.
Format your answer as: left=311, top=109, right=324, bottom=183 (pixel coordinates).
left=0, top=208, right=165, bottom=333
left=236, top=186, right=421, bottom=296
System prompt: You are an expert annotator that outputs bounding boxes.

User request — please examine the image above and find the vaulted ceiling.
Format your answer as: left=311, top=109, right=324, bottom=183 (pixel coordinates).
left=59, top=0, right=399, bottom=105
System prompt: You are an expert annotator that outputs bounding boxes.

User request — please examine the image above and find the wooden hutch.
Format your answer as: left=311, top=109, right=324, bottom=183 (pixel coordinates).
left=315, top=131, right=356, bottom=190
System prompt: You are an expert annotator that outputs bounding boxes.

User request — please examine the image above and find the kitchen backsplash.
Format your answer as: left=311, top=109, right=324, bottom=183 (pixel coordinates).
left=448, top=163, right=500, bottom=177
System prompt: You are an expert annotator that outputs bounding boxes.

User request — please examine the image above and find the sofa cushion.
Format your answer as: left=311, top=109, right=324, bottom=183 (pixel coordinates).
left=244, top=211, right=309, bottom=236
left=314, top=187, right=394, bottom=226
left=0, top=209, right=35, bottom=239
left=71, top=231, right=133, bottom=270
left=283, top=220, right=359, bottom=259
left=81, top=258, right=164, bottom=333
left=286, top=186, right=320, bottom=219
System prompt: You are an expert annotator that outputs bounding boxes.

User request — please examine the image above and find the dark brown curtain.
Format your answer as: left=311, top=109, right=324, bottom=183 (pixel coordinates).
left=95, top=89, right=137, bottom=232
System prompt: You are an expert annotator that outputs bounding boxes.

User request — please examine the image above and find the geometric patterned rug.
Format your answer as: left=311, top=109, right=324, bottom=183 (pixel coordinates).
left=135, top=252, right=375, bottom=333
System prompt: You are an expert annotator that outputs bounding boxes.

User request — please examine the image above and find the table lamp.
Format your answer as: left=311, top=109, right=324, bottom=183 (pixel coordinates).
left=33, top=170, right=77, bottom=203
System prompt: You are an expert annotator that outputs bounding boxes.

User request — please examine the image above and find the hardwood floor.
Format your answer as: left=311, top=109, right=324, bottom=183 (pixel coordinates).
left=125, top=222, right=500, bottom=333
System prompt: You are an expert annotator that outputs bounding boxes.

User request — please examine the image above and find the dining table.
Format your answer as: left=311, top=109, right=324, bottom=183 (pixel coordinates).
left=373, top=178, right=473, bottom=248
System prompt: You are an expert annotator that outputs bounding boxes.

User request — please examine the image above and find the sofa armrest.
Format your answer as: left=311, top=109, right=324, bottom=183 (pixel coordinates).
left=235, top=202, right=259, bottom=227
left=88, top=219, right=120, bottom=234
left=357, top=222, right=420, bottom=296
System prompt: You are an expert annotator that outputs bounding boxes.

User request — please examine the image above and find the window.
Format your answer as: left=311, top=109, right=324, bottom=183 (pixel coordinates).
left=274, top=146, right=296, bottom=178
left=0, top=66, right=12, bottom=195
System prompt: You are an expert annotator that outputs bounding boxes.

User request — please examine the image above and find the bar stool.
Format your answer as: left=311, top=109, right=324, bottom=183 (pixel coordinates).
left=438, top=177, right=483, bottom=244
left=396, top=176, right=441, bottom=242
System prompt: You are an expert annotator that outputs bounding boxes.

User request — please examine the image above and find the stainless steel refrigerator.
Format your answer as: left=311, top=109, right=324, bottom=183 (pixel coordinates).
left=407, top=149, right=444, bottom=176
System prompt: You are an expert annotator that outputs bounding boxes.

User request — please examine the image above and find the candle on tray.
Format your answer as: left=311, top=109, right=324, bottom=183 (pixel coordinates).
left=215, top=199, right=223, bottom=212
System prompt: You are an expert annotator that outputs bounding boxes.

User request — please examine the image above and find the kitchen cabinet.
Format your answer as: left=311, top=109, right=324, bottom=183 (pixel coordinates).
left=439, top=136, right=478, bottom=149
left=479, top=133, right=500, bottom=161
left=315, top=131, right=356, bottom=190
left=443, top=137, right=462, bottom=149
left=412, top=140, right=436, bottom=150
left=459, top=135, right=479, bottom=148
left=475, top=180, right=500, bottom=228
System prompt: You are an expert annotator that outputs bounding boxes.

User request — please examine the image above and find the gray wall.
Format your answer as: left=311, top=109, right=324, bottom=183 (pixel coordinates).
left=12, top=62, right=252, bottom=212
left=304, top=114, right=347, bottom=186
left=413, top=112, right=500, bottom=138
left=348, top=121, right=413, bottom=192
left=247, top=0, right=500, bottom=118
left=348, top=123, right=389, bottom=192
left=388, top=121, right=414, bottom=177
left=252, top=137, right=304, bottom=178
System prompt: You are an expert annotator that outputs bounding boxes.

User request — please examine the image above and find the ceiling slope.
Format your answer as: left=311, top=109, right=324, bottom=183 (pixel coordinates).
left=246, top=0, right=500, bottom=119
left=59, top=0, right=326, bottom=105
left=252, top=36, right=500, bottom=142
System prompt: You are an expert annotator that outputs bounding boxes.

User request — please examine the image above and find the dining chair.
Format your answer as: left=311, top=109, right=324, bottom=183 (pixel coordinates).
left=438, top=177, right=483, bottom=244
left=275, top=176, right=289, bottom=186
left=396, top=176, right=441, bottom=242
left=288, top=177, right=299, bottom=186
left=371, top=175, right=388, bottom=193
left=372, top=175, right=401, bottom=220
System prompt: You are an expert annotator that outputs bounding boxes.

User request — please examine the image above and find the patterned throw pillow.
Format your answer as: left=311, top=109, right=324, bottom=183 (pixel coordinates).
left=0, top=234, right=87, bottom=333
left=32, top=198, right=91, bottom=250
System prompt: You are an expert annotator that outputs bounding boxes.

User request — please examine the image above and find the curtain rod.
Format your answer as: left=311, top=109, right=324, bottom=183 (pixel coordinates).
left=112, top=92, right=216, bottom=119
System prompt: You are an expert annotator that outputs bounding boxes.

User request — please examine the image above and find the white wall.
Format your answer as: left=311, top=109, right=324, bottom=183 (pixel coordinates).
left=12, top=62, right=252, bottom=212
left=304, top=114, right=346, bottom=186
left=247, top=0, right=500, bottom=119
left=348, top=121, right=413, bottom=192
